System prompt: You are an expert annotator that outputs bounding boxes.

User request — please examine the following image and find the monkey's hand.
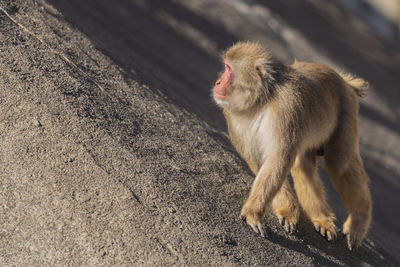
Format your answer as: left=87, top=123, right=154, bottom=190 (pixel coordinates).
left=240, top=202, right=266, bottom=237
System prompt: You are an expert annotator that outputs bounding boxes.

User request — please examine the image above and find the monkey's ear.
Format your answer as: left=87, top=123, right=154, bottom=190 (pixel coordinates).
left=255, top=63, right=268, bottom=79
left=255, top=59, right=275, bottom=82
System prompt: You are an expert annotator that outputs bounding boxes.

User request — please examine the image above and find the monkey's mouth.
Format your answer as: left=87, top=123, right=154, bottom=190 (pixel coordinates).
left=213, top=90, right=229, bottom=100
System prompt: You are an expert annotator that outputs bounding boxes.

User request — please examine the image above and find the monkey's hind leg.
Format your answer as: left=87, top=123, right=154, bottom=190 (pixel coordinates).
left=325, top=140, right=372, bottom=250
left=271, top=179, right=299, bottom=233
left=323, top=90, right=372, bottom=250
left=291, top=151, right=337, bottom=241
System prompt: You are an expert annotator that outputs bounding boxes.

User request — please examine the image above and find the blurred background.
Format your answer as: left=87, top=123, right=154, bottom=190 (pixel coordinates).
left=46, top=0, right=400, bottom=129
left=337, top=0, right=400, bottom=44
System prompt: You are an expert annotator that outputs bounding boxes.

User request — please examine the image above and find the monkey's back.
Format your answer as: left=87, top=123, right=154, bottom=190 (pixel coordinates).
left=284, top=61, right=351, bottom=153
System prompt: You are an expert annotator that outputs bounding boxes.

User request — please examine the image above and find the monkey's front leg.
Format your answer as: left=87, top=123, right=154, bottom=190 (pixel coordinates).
left=240, top=154, right=294, bottom=237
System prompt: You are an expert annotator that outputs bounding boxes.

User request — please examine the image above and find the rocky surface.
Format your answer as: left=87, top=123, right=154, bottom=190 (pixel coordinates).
left=1, top=0, right=399, bottom=265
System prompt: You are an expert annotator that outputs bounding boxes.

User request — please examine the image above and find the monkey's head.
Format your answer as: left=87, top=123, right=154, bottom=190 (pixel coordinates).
left=213, top=42, right=275, bottom=112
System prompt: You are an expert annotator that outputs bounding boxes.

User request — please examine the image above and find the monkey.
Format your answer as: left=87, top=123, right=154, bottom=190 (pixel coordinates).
left=212, top=42, right=372, bottom=250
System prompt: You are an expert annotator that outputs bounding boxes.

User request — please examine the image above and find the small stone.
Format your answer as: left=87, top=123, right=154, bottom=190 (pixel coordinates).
left=33, top=119, right=42, bottom=127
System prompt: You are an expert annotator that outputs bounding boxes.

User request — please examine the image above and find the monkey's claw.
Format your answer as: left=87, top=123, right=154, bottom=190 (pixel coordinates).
left=240, top=211, right=266, bottom=238
left=312, top=219, right=337, bottom=241
left=278, top=215, right=296, bottom=234
left=250, top=221, right=266, bottom=237
left=342, top=226, right=363, bottom=250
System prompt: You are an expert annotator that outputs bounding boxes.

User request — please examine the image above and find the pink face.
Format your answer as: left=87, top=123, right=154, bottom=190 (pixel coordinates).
left=213, top=62, right=233, bottom=100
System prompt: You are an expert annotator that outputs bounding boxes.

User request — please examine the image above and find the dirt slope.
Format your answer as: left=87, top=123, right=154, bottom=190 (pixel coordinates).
left=1, top=0, right=399, bottom=266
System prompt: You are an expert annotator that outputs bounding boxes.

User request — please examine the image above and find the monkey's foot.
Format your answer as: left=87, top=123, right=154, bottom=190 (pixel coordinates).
left=275, top=207, right=299, bottom=234
left=240, top=205, right=266, bottom=237
left=312, top=217, right=337, bottom=241
left=342, top=215, right=369, bottom=251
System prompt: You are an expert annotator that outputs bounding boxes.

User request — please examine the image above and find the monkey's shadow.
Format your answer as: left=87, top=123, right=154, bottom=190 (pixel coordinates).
left=235, top=159, right=395, bottom=267
left=263, top=209, right=389, bottom=266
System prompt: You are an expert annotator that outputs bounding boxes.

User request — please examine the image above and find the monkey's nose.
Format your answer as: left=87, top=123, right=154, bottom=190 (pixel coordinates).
left=215, top=78, right=221, bottom=85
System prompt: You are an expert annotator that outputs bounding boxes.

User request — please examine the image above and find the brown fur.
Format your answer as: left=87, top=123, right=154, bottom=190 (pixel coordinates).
left=214, top=42, right=372, bottom=250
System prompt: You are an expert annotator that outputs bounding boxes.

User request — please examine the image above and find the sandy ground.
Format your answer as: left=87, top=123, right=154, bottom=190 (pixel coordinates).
left=1, top=0, right=400, bottom=266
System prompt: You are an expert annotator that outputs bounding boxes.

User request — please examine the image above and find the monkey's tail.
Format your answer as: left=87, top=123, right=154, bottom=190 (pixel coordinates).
left=339, top=72, right=368, bottom=97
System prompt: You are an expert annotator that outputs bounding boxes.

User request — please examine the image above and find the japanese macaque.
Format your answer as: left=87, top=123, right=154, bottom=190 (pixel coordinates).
left=213, top=42, right=372, bottom=250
